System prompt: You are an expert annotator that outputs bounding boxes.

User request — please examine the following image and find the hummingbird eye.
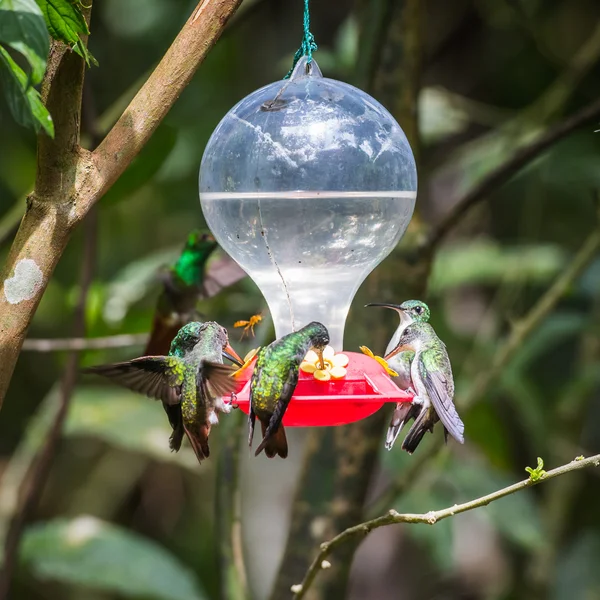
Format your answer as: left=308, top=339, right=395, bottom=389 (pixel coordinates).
left=414, top=306, right=422, bottom=314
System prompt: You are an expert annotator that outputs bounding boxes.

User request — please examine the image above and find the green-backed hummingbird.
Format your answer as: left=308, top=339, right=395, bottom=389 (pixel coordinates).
left=146, top=230, right=245, bottom=436
left=385, top=321, right=464, bottom=453
left=85, top=321, right=244, bottom=465
left=366, top=300, right=430, bottom=449
left=146, top=231, right=245, bottom=356
left=249, top=322, right=330, bottom=459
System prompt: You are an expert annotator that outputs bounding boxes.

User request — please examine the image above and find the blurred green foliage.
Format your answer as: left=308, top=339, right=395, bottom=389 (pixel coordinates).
left=1, top=0, right=600, bottom=599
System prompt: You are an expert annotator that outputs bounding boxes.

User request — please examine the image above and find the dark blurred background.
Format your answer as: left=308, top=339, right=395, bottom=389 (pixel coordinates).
left=1, top=0, right=600, bottom=598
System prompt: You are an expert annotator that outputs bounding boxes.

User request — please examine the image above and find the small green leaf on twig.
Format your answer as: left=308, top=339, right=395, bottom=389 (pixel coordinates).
left=575, top=455, right=585, bottom=461
left=525, top=457, right=546, bottom=482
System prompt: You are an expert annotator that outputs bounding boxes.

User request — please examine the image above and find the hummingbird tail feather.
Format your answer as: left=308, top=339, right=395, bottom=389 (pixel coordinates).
left=184, top=422, right=211, bottom=464
left=255, top=421, right=288, bottom=459
left=385, top=402, right=417, bottom=451
left=169, top=422, right=184, bottom=452
left=401, top=411, right=434, bottom=455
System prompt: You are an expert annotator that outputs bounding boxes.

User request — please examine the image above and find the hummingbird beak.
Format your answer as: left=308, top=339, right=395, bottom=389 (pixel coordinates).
left=365, top=302, right=404, bottom=311
left=222, top=343, right=244, bottom=367
left=384, top=343, right=410, bottom=361
left=316, top=348, right=326, bottom=370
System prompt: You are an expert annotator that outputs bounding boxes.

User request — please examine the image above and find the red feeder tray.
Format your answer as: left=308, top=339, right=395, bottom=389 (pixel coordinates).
left=231, top=351, right=413, bottom=426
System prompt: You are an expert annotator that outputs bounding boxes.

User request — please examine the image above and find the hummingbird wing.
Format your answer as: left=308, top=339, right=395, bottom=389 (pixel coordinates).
left=83, top=356, right=184, bottom=405
left=262, top=367, right=298, bottom=441
left=418, top=350, right=464, bottom=444
left=203, top=256, right=246, bottom=298
left=198, top=361, right=238, bottom=398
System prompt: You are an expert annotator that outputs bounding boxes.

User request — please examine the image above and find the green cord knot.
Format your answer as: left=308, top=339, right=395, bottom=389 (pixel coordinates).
left=284, top=0, right=318, bottom=79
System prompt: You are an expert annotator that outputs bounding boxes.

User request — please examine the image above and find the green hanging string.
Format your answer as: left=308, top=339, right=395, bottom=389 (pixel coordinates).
left=284, top=0, right=317, bottom=79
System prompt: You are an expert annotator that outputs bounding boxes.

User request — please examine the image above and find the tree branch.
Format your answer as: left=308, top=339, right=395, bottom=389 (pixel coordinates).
left=0, top=0, right=242, bottom=409
left=81, top=0, right=243, bottom=216
left=421, top=96, right=600, bottom=257
left=291, top=454, right=600, bottom=599
left=21, top=333, right=148, bottom=352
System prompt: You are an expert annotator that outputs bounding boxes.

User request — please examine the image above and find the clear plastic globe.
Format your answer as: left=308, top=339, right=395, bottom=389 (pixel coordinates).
left=200, top=57, right=417, bottom=350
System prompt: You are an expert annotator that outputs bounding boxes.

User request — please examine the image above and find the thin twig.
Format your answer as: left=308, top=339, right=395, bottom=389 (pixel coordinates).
left=368, top=219, right=600, bottom=516
left=291, top=454, right=600, bottom=599
left=421, top=96, right=600, bottom=256
left=22, top=333, right=148, bottom=352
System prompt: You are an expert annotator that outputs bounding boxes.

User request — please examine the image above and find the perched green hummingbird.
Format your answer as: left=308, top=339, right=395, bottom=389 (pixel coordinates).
left=249, top=322, right=330, bottom=459
left=146, top=230, right=245, bottom=438
left=366, top=300, right=430, bottom=449
left=385, top=321, right=464, bottom=454
left=84, top=321, right=244, bottom=465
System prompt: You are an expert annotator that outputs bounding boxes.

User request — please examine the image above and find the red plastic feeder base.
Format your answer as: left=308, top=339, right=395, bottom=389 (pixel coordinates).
left=231, top=351, right=413, bottom=426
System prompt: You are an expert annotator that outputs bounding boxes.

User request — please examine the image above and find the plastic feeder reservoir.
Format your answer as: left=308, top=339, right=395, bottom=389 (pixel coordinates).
left=200, top=57, right=417, bottom=426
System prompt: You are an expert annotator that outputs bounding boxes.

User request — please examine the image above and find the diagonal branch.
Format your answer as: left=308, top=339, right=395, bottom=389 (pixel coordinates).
left=421, top=96, right=600, bottom=257
left=80, top=0, right=243, bottom=217
left=292, top=454, right=600, bottom=599
left=22, top=333, right=148, bottom=352
left=0, top=0, right=243, bottom=409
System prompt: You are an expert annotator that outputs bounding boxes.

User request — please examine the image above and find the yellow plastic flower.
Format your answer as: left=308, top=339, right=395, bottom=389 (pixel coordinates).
left=300, top=345, right=348, bottom=380
left=231, top=347, right=260, bottom=378
left=359, top=345, right=398, bottom=377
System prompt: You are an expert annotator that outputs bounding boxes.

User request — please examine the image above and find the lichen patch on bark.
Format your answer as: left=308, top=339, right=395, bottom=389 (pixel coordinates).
left=3, top=259, right=44, bottom=305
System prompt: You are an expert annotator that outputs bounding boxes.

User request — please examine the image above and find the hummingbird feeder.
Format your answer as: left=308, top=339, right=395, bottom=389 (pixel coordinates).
left=199, top=55, right=417, bottom=426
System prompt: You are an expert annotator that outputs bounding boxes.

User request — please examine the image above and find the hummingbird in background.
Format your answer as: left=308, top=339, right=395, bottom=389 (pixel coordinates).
left=84, top=321, right=244, bottom=465
left=145, top=230, right=245, bottom=436
left=145, top=230, right=245, bottom=356
left=249, top=322, right=330, bottom=459
left=366, top=300, right=431, bottom=449
left=385, top=321, right=464, bottom=454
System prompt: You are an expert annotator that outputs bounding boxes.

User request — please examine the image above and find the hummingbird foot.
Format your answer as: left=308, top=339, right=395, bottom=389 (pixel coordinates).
left=411, top=394, right=424, bottom=406
left=220, top=392, right=238, bottom=412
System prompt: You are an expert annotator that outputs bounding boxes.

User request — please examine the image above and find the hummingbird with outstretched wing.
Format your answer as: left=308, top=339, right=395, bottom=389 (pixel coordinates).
left=85, top=321, right=243, bottom=464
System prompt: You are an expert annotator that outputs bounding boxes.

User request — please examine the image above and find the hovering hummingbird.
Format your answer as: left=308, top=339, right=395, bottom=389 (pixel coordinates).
left=384, top=321, right=464, bottom=454
left=84, top=321, right=243, bottom=465
left=366, top=300, right=430, bottom=449
left=249, top=322, right=330, bottom=459
left=145, top=230, right=245, bottom=436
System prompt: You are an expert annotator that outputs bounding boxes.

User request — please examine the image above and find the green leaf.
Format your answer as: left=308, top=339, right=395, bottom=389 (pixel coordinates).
left=0, top=0, right=49, bottom=84
left=429, top=240, right=565, bottom=293
left=0, top=45, right=53, bottom=135
left=20, top=516, right=206, bottom=600
left=65, top=385, right=199, bottom=470
left=35, top=0, right=97, bottom=66
left=525, top=457, right=546, bottom=482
